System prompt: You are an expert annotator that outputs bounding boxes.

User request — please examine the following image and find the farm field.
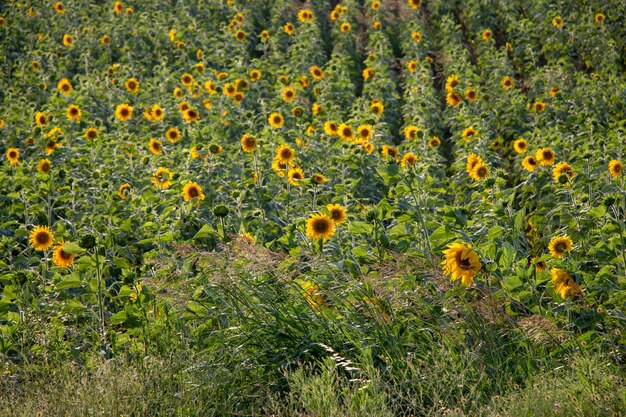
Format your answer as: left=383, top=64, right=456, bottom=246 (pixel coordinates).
left=1, top=0, right=625, bottom=415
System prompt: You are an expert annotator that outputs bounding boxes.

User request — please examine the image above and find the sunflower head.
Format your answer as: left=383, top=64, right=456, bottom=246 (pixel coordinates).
left=288, top=166, right=304, bottom=186
left=550, top=268, right=581, bottom=299
left=37, top=158, right=52, bottom=174
left=118, top=183, right=131, bottom=200
left=446, top=92, right=463, bottom=107
left=548, top=235, right=573, bottom=259
left=608, top=159, right=622, bottom=178
left=536, top=148, right=555, bottom=166
left=241, top=134, right=257, bottom=153
left=469, top=162, right=489, bottom=181
left=522, top=156, right=539, bottom=172
left=30, top=225, right=55, bottom=251
left=52, top=240, right=76, bottom=268
left=183, top=181, right=205, bottom=202
left=338, top=124, right=354, bottom=142
left=326, top=204, right=347, bottom=224
left=482, top=29, right=492, bottom=40
left=6, top=148, right=20, bottom=167
left=324, top=121, right=339, bottom=136
left=357, top=125, right=373, bottom=142
left=441, top=242, right=482, bottom=286
left=428, top=137, right=441, bottom=148
left=275, top=144, right=295, bottom=164
left=166, top=127, right=181, bottom=143
left=501, top=76, right=514, bottom=89
left=306, top=213, right=336, bottom=242
left=269, top=112, right=284, bottom=128
left=125, top=77, right=140, bottom=93
left=552, top=162, right=574, bottom=184
left=401, top=153, right=418, bottom=170
left=513, top=138, right=528, bottom=154
left=115, top=103, right=133, bottom=122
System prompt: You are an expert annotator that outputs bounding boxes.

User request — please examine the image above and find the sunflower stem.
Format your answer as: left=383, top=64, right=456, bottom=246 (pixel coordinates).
left=94, top=245, right=106, bottom=345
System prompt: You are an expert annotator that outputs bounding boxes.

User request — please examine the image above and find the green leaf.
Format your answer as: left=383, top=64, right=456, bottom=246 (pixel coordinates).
left=62, top=242, right=86, bottom=254
left=501, top=275, right=523, bottom=292
left=56, top=274, right=83, bottom=290
left=110, top=311, right=128, bottom=325
left=193, top=224, right=218, bottom=239
left=348, top=221, right=373, bottom=234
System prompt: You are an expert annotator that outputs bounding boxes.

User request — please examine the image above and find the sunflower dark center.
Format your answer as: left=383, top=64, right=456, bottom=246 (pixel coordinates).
left=36, top=232, right=50, bottom=244
left=314, top=220, right=329, bottom=233
left=188, top=187, right=199, bottom=197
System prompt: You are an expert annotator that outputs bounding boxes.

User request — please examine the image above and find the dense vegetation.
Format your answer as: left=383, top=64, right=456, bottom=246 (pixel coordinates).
left=1, top=0, right=625, bottom=415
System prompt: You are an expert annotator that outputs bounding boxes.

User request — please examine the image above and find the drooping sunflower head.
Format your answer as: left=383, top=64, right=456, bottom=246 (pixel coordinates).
left=241, top=134, right=257, bottom=153
left=6, top=148, right=20, bottom=167
left=182, top=181, right=205, bottom=202
left=29, top=225, right=55, bottom=251
left=52, top=240, right=76, bottom=268
left=548, top=235, right=573, bottom=259
left=306, top=213, right=336, bottom=242
left=115, top=103, right=133, bottom=122
left=441, top=242, right=482, bottom=286
left=536, top=148, right=555, bottom=166
left=118, top=183, right=131, bottom=200
left=552, top=162, right=574, bottom=184
left=381, top=145, right=398, bottom=161
left=401, top=152, right=418, bottom=170
left=268, top=112, right=284, bottom=128
left=608, top=159, right=622, bottom=178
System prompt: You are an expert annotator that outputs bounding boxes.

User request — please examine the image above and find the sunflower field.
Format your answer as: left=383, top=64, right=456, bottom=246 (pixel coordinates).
left=1, top=0, right=626, bottom=415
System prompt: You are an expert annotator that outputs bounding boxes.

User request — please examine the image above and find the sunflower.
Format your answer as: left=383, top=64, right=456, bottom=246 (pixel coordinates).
left=445, top=75, right=460, bottom=92
left=125, top=77, right=140, bottom=93
left=148, top=138, right=162, bottom=155
left=548, top=235, right=573, bottom=259
left=608, top=160, right=622, bottom=178
left=54, top=2, right=65, bottom=13
left=552, top=16, right=564, bottom=28
left=183, top=181, right=205, bottom=202
left=522, top=155, right=539, bottom=172
left=371, top=1, right=381, bottom=10
left=179, top=101, right=190, bottom=113
left=118, top=183, right=131, bottom=200
left=179, top=73, right=194, bottom=88
left=275, top=144, right=295, bottom=164
left=401, top=152, right=418, bottom=170
left=288, top=166, right=304, bottom=186
left=466, top=154, right=483, bottom=174
left=549, top=86, right=560, bottom=97
left=551, top=269, right=582, bottom=299
left=310, top=66, right=324, bottom=80
left=166, top=127, right=181, bottom=143
left=357, top=125, right=374, bottom=142
left=381, top=145, right=398, bottom=161
left=85, top=128, right=98, bottom=140
left=67, top=104, right=81, bottom=121
left=552, top=162, right=574, bottom=184
left=533, top=101, right=546, bottom=112
left=411, top=31, right=422, bottom=42
left=482, top=29, right=492, bottom=40
left=407, top=0, right=421, bottom=9
left=536, top=148, right=555, bottom=166
left=183, top=108, right=199, bottom=123
left=235, top=30, right=246, bottom=41
left=338, top=124, right=354, bottom=142
left=312, top=174, right=327, bottom=185
left=513, top=138, right=528, bottom=154
left=469, top=162, right=489, bottom=181
left=306, top=213, right=336, bottom=242
left=241, top=134, right=257, bottom=153
left=441, top=242, right=482, bottom=287
left=250, top=69, right=261, bottom=81
left=371, top=100, right=384, bottom=116
left=29, top=225, right=55, bottom=251
left=323, top=204, right=346, bottom=224
left=6, top=148, right=20, bottom=167
left=284, top=22, right=295, bottom=35
left=324, top=121, right=339, bottom=136
left=281, top=86, right=296, bottom=102
left=101, top=35, right=111, bottom=45
left=461, top=126, right=477, bottom=141
left=595, top=13, right=605, bottom=23
left=271, top=158, right=288, bottom=177
left=268, top=112, right=284, bottom=128
left=446, top=92, right=463, bottom=107
left=51, top=240, right=76, bottom=268
left=37, top=158, right=52, bottom=174
left=63, top=34, right=73, bottom=47
left=115, top=103, right=133, bottom=122
left=297, top=9, right=314, bottom=23
left=362, top=68, right=374, bottom=80
left=152, top=167, right=172, bottom=190
left=35, top=112, right=48, bottom=128
left=114, top=1, right=123, bottom=13
left=404, top=125, right=419, bottom=141
left=428, top=137, right=441, bottom=148
left=311, top=103, right=322, bottom=117
left=522, top=156, right=539, bottom=172
left=151, top=104, right=165, bottom=121
left=464, top=89, right=477, bottom=102
left=501, top=76, right=514, bottom=89
left=301, top=280, right=326, bottom=309
left=58, top=78, right=72, bottom=95
left=340, top=22, right=351, bottom=33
